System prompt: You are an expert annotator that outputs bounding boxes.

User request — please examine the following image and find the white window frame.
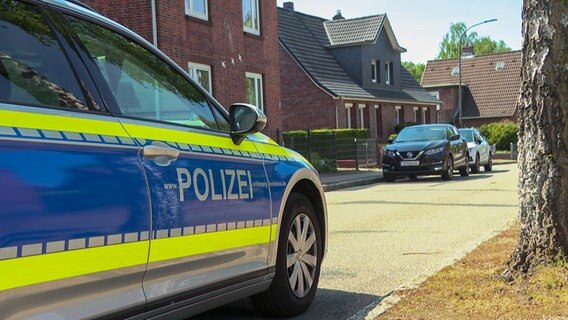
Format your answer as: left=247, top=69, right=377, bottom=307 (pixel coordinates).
left=345, top=103, right=353, bottom=128
left=245, top=72, right=263, bottom=111
left=188, top=62, right=212, bottom=94
left=185, top=0, right=208, bottom=21
left=358, top=104, right=366, bottom=129
left=385, top=62, right=392, bottom=85
left=371, top=60, right=377, bottom=83
left=243, top=0, right=260, bottom=35
left=395, top=105, right=401, bottom=125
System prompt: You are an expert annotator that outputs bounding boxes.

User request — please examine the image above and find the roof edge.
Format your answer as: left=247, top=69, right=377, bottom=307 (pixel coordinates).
left=278, top=39, right=337, bottom=99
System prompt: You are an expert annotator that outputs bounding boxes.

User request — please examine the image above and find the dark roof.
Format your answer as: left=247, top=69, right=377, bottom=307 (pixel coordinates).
left=277, top=8, right=438, bottom=105
left=421, top=51, right=521, bottom=118
left=324, top=15, right=385, bottom=46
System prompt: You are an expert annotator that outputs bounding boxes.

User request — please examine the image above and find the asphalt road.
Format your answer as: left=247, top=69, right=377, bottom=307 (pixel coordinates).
left=194, top=163, right=519, bottom=319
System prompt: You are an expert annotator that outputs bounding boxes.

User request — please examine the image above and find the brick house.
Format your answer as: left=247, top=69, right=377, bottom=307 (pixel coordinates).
left=83, top=0, right=283, bottom=133
left=278, top=2, right=440, bottom=141
left=421, top=50, right=521, bottom=128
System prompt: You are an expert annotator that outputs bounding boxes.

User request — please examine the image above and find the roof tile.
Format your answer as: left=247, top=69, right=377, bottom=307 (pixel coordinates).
left=421, top=51, right=521, bottom=118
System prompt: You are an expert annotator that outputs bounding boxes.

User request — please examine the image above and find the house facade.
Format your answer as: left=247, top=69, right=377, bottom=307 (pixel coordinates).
left=278, top=2, right=440, bottom=141
left=83, top=0, right=283, bottom=133
left=421, top=50, right=521, bottom=127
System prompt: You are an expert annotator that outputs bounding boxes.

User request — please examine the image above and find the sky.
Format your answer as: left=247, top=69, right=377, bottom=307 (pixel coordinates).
left=276, top=0, right=522, bottom=63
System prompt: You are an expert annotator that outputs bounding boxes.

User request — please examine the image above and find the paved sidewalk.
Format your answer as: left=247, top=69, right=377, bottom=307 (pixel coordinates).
left=320, top=170, right=382, bottom=192
left=319, top=159, right=516, bottom=192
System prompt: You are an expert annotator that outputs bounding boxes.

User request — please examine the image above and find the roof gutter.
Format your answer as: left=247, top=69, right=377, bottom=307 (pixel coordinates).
left=338, top=96, right=440, bottom=107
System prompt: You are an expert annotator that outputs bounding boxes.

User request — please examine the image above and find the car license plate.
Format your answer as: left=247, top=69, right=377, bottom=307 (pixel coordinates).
left=401, top=160, right=419, bottom=167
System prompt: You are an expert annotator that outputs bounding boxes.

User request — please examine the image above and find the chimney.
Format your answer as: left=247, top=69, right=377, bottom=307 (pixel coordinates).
left=462, top=45, right=475, bottom=58
left=283, top=2, right=294, bottom=11
left=333, top=10, right=345, bottom=20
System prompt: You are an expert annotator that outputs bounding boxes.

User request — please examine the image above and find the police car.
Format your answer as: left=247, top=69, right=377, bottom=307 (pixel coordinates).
left=0, top=0, right=327, bottom=318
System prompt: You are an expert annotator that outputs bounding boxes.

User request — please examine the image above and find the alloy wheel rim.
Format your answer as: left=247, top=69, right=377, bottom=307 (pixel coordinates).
left=448, top=158, right=453, bottom=178
left=286, top=213, right=318, bottom=298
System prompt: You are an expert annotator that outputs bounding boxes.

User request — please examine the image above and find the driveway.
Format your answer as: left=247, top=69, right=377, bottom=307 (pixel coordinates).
left=194, top=164, right=519, bottom=319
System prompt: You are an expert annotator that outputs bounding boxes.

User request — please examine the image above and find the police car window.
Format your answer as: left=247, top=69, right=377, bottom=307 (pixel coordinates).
left=65, top=16, right=222, bottom=130
left=0, top=0, right=88, bottom=110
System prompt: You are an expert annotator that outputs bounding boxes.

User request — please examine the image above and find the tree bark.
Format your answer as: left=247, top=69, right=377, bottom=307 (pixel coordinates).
left=505, top=0, right=568, bottom=278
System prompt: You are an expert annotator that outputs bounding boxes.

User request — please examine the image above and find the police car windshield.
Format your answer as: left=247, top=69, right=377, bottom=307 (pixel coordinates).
left=396, top=126, right=446, bottom=142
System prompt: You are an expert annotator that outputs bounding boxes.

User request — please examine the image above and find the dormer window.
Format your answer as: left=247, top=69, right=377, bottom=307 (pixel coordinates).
left=451, top=66, right=460, bottom=76
left=385, top=62, right=393, bottom=85
left=495, top=62, right=505, bottom=70
left=371, top=59, right=380, bottom=83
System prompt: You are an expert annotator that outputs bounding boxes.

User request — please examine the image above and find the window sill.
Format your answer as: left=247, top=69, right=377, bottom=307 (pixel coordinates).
left=243, top=29, right=262, bottom=39
left=185, top=13, right=211, bottom=25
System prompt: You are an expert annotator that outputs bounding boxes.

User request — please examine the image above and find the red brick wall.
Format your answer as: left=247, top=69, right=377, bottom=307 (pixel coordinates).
left=279, top=45, right=336, bottom=131
left=427, top=87, right=458, bottom=124
left=84, top=0, right=282, bottom=132
left=84, top=0, right=153, bottom=42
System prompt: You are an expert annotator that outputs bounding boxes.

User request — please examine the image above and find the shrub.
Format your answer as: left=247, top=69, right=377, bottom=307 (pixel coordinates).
left=479, top=121, right=518, bottom=151
left=309, top=152, right=337, bottom=173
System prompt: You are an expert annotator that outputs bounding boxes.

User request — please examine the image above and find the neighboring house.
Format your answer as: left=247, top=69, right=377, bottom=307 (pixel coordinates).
left=278, top=2, right=440, bottom=140
left=421, top=50, right=521, bottom=128
left=83, top=0, right=282, bottom=133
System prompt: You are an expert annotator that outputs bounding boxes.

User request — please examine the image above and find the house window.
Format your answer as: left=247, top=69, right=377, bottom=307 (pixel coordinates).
left=422, top=107, right=428, bottom=124
left=371, top=60, right=377, bottom=83
left=185, top=0, right=208, bottom=20
left=188, top=62, right=212, bottom=94
left=243, top=0, right=260, bottom=35
left=245, top=72, right=263, bottom=111
left=385, top=62, right=393, bottom=85
left=395, top=106, right=401, bottom=125
left=345, top=103, right=353, bottom=128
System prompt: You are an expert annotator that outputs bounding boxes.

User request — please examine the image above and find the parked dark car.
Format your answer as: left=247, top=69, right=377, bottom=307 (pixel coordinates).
left=458, top=128, right=495, bottom=173
left=382, top=124, right=469, bottom=181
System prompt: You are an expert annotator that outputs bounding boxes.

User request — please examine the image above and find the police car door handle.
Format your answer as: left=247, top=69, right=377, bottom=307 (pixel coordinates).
left=143, top=142, right=180, bottom=166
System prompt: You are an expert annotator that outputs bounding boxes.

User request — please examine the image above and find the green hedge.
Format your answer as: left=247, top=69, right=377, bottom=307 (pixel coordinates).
left=479, top=121, right=518, bottom=151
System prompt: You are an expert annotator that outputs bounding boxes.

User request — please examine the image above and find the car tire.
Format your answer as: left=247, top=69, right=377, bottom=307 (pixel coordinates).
left=471, top=154, right=480, bottom=174
left=252, top=193, right=322, bottom=317
left=384, top=174, right=396, bottom=182
left=441, top=156, right=453, bottom=181
left=408, top=174, right=417, bottom=180
left=484, top=153, right=493, bottom=172
left=459, top=154, right=470, bottom=177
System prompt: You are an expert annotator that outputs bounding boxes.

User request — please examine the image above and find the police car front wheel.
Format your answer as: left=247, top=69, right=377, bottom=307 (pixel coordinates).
left=252, top=193, right=322, bottom=317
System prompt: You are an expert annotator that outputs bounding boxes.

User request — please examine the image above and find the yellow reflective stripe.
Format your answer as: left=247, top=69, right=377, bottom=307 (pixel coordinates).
left=0, top=109, right=128, bottom=137
left=122, top=122, right=260, bottom=152
left=0, top=225, right=277, bottom=291
left=254, top=142, right=293, bottom=158
left=270, top=224, right=278, bottom=242
left=149, top=225, right=273, bottom=263
left=0, top=241, right=149, bottom=292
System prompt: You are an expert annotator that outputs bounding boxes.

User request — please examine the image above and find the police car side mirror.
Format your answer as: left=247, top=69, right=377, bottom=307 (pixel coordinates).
left=229, top=103, right=267, bottom=145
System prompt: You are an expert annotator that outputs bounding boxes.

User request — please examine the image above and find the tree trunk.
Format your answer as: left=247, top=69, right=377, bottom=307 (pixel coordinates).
left=505, top=0, right=568, bottom=278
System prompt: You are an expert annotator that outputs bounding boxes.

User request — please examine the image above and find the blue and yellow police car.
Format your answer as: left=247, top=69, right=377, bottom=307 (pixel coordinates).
left=0, top=0, right=327, bottom=318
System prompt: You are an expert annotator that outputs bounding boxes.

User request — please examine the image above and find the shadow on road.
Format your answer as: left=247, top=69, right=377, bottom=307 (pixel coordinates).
left=191, top=288, right=385, bottom=319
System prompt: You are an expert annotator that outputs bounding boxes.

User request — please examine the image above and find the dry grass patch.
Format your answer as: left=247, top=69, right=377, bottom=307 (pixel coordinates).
left=379, top=223, right=568, bottom=320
